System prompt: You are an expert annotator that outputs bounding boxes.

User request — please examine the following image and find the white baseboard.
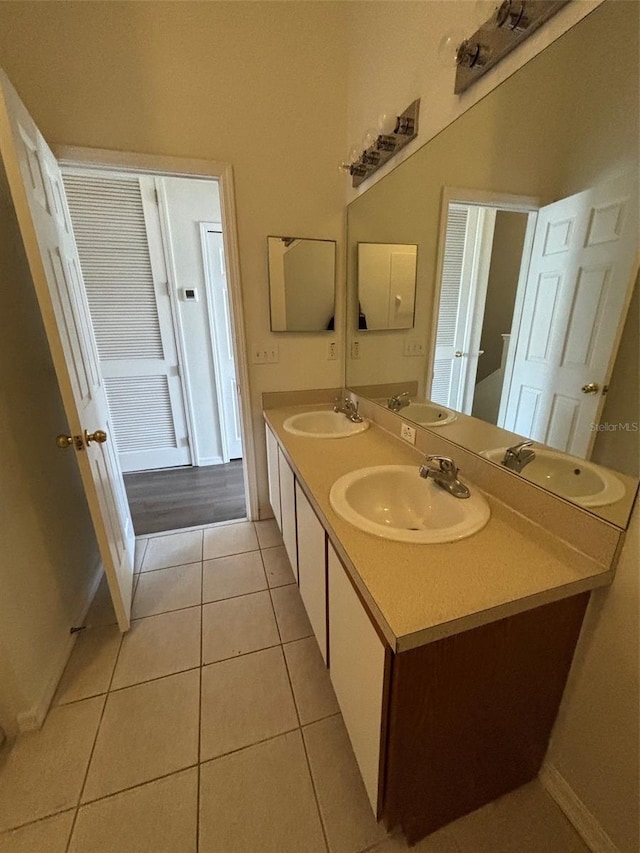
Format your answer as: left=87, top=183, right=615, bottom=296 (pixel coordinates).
left=540, top=763, right=621, bottom=853
left=196, top=455, right=224, bottom=466
left=16, top=560, right=104, bottom=733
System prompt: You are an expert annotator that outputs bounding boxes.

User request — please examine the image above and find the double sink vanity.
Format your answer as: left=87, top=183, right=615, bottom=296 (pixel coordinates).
left=263, top=396, right=617, bottom=845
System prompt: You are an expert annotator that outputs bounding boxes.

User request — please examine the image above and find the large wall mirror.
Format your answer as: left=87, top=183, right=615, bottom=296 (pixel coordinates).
left=267, top=236, right=336, bottom=332
left=346, top=0, right=639, bottom=528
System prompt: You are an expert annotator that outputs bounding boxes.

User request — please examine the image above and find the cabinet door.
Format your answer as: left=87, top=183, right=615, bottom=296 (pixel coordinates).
left=296, top=483, right=327, bottom=663
left=265, top=425, right=281, bottom=530
left=328, top=543, right=387, bottom=815
left=278, top=447, right=297, bottom=582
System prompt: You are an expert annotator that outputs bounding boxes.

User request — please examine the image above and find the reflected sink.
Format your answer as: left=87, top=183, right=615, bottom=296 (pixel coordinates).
left=329, top=465, right=490, bottom=544
left=401, top=402, right=457, bottom=427
left=283, top=410, right=370, bottom=439
left=482, top=447, right=626, bottom=508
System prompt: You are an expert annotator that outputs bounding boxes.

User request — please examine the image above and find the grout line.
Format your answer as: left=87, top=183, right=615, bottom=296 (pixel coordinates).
left=300, top=717, right=331, bottom=853
left=71, top=763, right=200, bottom=809
left=0, top=807, right=77, bottom=841
left=196, top=533, right=204, bottom=853
left=198, top=725, right=302, bottom=769
left=64, top=627, right=126, bottom=852
left=137, top=557, right=205, bottom=576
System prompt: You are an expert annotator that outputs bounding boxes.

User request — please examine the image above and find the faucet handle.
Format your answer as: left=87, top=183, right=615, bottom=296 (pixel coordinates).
left=424, top=454, right=456, bottom=471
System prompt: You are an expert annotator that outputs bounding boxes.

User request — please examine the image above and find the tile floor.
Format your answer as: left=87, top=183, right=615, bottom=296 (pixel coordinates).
left=0, top=520, right=591, bottom=853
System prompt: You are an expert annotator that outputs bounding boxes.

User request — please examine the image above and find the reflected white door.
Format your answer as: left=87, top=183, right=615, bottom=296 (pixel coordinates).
left=0, top=70, right=135, bottom=630
left=431, top=205, right=496, bottom=412
left=502, top=174, right=639, bottom=457
left=201, top=224, right=242, bottom=460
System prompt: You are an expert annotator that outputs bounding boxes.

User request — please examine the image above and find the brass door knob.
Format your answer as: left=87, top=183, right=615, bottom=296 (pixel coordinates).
left=581, top=382, right=600, bottom=395
left=56, top=434, right=83, bottom=450
left=84, top=429, right=108, bottom=446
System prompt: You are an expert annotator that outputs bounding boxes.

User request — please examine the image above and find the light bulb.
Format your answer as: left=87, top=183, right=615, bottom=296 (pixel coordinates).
left=347, top=145, right=359, bottom=165
left=377, top=111, right=397, bottom=136
left=437, top=28, right=467, bottom=68
left=472, top=0, right=496, bottom=27
left=362, top=127, right=379, bottom=150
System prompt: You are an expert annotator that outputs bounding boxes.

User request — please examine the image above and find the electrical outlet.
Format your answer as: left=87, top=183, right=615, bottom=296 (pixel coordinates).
left=328, top=341, right=337, bottom=361
left=252, top=344, right=279, bottom=364
left=351, top=340, right=360, bottom=359
left=404, top=339, right=425, bottom=357
left=400, top=422, right=416, bottom=444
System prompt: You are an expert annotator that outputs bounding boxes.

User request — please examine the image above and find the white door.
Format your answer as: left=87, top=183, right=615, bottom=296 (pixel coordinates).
left=202, top=224, right=243, bottom=461
left=502, top=174, right=639, bottom=457
left=63, top=170, right=192, bottom=473
left=0, top=70, right=135, bottom=631
left=430, top=204, right=495, bottom=412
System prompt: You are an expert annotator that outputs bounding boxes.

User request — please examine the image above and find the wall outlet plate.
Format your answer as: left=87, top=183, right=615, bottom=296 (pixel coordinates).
left=404, top=339, right=425, bottom=357
left=400, top=422, right=416, bottom=445
left=328, top=340, right=337, bottom=360
left=351, top=340, right=360, bottom=359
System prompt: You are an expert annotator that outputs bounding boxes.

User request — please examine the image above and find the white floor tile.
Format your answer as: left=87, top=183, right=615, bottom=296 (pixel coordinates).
left=0, top=697, right=104, bottom=833
left=202, top=551, right=267, bottom=602
left=284, top=637, right=339, bottom=725
left=303, top=714, right=387, bottom=853
left=271, top=584, right=313, bottom=643
left=199, top=731, right=325, bottom=853
left=0, top=810, right=75, bottom=853
left=111, top=608, right=201, bottom=690
left=203, top=521, right=258, bottom=559
left=200, top=646, right=298, bottom=761
left=82, top=670, right=199, bottom=803
left=141, top=530, right=202, bottom=572
left=55, top=624, right=121, bottom=705
left=202, top=591, right=280, bottom=664
left=261, top=545, right=296, bottom=588
left=255, top=519, right=283, bottom=549
left=69, top=768, right=197, bottom=853
left=132, top=562, right=202, bottom=619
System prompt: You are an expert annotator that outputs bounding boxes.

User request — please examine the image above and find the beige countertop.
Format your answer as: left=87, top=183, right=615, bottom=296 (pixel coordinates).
left=264, top=405, right=613, bottom=652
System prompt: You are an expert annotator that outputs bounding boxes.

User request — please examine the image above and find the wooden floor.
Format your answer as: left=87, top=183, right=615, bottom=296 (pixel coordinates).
left=124, top=461, right=246, bottom=535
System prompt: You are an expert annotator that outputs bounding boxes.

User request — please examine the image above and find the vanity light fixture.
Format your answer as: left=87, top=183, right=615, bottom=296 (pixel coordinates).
left=339, top=99, right=420, bottom=188
left=450, top=0, right=570, bottom=94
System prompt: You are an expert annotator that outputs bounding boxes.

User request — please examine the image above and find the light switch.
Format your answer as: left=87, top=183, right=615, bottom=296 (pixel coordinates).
left=183, top=288, right=199, bottom=302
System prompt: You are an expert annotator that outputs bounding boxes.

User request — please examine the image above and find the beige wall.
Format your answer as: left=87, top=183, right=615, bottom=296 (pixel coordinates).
left=477, top=211, right=528, bottom=383
left=0, top=170, right=100, bottom=735
left=546, top=501, right=639, bottom=853
left=0, top=1, right=349, bottom=515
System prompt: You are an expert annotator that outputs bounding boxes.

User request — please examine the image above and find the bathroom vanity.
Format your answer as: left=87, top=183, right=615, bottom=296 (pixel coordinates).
left=263, top=405, right=612, bottom=845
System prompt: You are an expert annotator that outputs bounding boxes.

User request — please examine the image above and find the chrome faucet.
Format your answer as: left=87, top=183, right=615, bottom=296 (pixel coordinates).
left=333, top=396, right=363, bottom=423
left=501, top=441, right=535, bottom=473
left=388, top=392, right=411, bottom=413
left=419, top=455, right=470, bottom=499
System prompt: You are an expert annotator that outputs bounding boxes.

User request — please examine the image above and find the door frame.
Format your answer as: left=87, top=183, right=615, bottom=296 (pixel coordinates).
left=55, top=145, right=259, bottom=520
left=427, top=186, right=543, bottom=408
left=199, top=220, right=241, bottom=464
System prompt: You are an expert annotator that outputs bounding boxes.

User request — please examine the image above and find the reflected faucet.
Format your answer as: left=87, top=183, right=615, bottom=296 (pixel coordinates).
left=419, top=455, right=471, bottom=499
left=388, top=392, right=411, bottom=413
left=502, top=441, right=535, bottom=473
left=333, top=396, right=363, bottom=423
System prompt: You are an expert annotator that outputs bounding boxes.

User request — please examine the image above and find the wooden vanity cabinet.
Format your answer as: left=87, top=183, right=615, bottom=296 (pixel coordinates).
left=264, top=426, right=590, bottom=845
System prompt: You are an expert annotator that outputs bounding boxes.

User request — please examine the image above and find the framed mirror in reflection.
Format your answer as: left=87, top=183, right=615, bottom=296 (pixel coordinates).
left=345, top=0, right=639, bottom=527
left=267, top=236, right=336, bottom=332
left=357, top=242, right=418, bottom=330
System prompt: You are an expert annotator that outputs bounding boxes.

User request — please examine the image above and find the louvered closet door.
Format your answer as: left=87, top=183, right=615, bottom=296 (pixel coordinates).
left=431, top=204, right=481, bottom=411
left=63, top=172, right=191, bottom=472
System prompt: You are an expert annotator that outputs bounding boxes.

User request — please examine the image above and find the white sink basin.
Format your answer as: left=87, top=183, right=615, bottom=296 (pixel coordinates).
left=283, top=410, right=369, bottom=439
left=402, top=402, right=457, bottom=427
left=329, top=465, right=490, bottom=544
left=482, top=447, right=626, bottom=507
